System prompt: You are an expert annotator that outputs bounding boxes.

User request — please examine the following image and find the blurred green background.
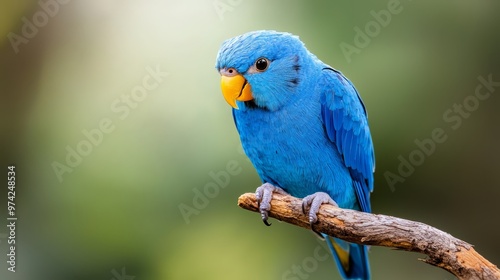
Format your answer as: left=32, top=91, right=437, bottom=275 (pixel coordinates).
left=1, top=1, right=499, bottom=279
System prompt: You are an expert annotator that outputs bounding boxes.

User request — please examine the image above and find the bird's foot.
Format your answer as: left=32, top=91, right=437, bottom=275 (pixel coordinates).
left=302, top=192, right=338, bottom=225
left=255, top=183, right=288, bottom=226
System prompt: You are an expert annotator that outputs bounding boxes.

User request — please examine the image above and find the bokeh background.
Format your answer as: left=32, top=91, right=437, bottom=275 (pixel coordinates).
left=1, top=1, right=499, bottom=279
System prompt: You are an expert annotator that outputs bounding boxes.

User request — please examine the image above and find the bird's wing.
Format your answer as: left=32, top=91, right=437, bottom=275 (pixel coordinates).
left=319, top=67, right=375, bottom=213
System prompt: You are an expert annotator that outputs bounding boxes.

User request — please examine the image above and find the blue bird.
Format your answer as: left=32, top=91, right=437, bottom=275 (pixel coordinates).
left=215, top=30, right=375, bottom=280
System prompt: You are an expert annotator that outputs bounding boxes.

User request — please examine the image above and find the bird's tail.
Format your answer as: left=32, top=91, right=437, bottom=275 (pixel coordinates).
left=322, top=233, right=370, bottom=280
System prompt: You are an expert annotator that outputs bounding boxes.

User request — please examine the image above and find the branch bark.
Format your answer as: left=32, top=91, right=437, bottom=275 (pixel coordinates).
left=237, top=192, right=500, bottom=280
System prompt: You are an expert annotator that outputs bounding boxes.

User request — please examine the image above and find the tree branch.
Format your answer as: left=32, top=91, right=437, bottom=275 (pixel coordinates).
left=237, top=192, right=500, bottom=280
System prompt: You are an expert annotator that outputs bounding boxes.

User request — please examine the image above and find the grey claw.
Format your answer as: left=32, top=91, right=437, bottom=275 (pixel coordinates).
left=302, top=192, right=338, bottom=225
left=260, top=209, right=270, bottom=226
left=254, top=183, right=287, bottom=226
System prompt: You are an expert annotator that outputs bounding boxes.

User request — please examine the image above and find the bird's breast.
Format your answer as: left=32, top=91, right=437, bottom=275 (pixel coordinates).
left=234, top=100, right=355, bottom=207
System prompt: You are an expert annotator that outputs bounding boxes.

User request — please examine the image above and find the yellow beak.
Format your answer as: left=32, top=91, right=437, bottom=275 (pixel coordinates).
left=220, top=74, right=253, bottom=109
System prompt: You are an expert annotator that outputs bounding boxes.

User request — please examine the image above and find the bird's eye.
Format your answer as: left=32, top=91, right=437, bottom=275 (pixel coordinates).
left=220, top=67, right=238, bottom=77
left=254, top=57, right=269, bottom=72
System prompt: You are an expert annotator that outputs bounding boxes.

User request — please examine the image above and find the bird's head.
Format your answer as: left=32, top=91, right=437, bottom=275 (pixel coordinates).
left=215, top=30, right=312, bottom=111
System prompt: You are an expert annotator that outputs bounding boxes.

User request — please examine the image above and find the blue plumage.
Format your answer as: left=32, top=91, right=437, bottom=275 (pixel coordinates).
left=216, top=30, right=375, bottom=280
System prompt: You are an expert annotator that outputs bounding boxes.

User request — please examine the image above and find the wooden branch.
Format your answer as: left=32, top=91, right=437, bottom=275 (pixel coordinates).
left=238, top=192, right=500, bottom=280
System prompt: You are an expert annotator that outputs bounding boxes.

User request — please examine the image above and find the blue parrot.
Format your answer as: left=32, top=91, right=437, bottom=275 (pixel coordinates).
left=215, top=30, right=375, bottom=280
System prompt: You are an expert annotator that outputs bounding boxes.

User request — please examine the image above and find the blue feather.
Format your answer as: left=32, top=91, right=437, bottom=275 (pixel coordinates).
left=323, top=234, right=371, bottom=280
